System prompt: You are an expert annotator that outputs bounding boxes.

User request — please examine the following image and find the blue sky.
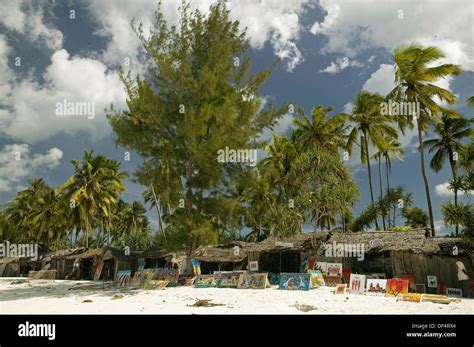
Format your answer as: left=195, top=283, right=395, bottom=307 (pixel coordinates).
left=0, top=0, right=472, bottom=235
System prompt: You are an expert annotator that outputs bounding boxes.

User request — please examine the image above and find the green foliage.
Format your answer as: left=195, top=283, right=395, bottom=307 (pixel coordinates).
left=386, top=226, right=412, bottom=231
left=108, top=2, right=287, bottom=253
left=402, top=207, right=430, bottom=228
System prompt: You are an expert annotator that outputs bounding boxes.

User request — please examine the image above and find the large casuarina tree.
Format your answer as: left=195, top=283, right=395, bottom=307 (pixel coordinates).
left=389, top=43, right=462, bottom=236
left=108, top=3, right=286, bottom=254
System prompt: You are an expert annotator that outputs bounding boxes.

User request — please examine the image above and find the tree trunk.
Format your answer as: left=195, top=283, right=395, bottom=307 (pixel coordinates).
left=363, top=132, right=379, bottom=230
left=448, top=150, right=459, bottom=236
left=385, top=156, right=391, bottom=228
left=150, top=184, right=166, bottom=239
left=416, top=118, right=435, bottom=236
left=378, top=157, right=386, bottom=230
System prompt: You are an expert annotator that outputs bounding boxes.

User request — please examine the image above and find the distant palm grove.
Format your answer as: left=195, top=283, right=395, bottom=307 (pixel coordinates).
left=0, top=3, right=472, bottom=254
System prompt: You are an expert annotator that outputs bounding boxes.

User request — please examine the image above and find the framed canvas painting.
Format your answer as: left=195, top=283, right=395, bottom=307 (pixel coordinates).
left=279, top=273, right=311, bottom=291
left=335, top=283, right=347, bottom=294
left=327, top=263, right=343, bottom=277
left=237, top=273, right=268, bottom=289
left=249, top=261, right=259, bottom=272
left=386, top=279, right=409, bottom=296
left=314, top=262, right=328, bottom=275
left=366, top=279, right=387, bottom=295
left=323, top=275, right=341, bottom=287
left=349, top=274, right=366, bottom=294
left=415, top=283, right=426, bottom=294
left=446, top=287, right=462, bottom=298
left=114, top=270, right=131, bottom=287
left=427, top=275, right=437, bottom=288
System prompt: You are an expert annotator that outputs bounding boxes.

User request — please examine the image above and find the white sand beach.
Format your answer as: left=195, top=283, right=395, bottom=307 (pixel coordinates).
left=1, top=278, right=472, bottom=314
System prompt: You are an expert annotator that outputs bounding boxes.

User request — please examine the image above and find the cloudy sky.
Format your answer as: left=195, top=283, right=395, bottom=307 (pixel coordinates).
left=0, top=0, right=472, bottom=235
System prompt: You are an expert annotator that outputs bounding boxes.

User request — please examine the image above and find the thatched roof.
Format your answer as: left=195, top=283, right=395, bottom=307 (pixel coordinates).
left=246, top=232, right=331, bottom=253
left=40, top=247, right=87, bottom=262
left=193, top=241, right=251, bottom=262
left=192, top=229, right=472, bottom=263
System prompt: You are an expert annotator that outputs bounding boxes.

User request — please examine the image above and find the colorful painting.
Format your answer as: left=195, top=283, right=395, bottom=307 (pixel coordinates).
left=437, top=282, right=447, bottom=295
left=237, top=273, right=268, bottom=289
left=279, top=273, right=311, bottom=291
left=300, top=256, right=308, bottom=272
left=386, top=279, right=409, bottom=296
left=194, top=275, right=220, bottom=288
left=269, top=273, right=281, bottom=285
left=401, top=274, right=416, bottom=292
left=114, top=270, right=131, bottom=287
left=327, top=263, right=343, bottom=277
left=366, top=279, right=387, bottom=295
left=144, top=280, right=169, bottom=290
left=130, top=269, right=146, bottom=286
left=307, top=256, right=315, bottom=271
left=427, top=275, right=437, bottom=288
left=349, top=274, right=366, bottom=294
left=446, top=288, right=462, bottom=298
left=342, top=267, right=352, bottom=284
left=93, top=261, right=104, bottom=281
left=415, top=283, right=426, bottom=294
left=217, top=273, right=241, bottom=288
left=314, top=262, right=328, bottom=275
left=335, top=284, right=347, bottom=294
left=323, top=275, right=341, bottom=287
left=191, top=258, right=201, bottom=275
left=155, top=269, right=179, bottom=283
left=397, top=293, right=422, bottom=303
left=308, top=270, right=325, bottom=288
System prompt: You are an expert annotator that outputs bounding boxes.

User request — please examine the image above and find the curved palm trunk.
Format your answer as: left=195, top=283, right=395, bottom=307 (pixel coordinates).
left=363, top=132, right=380, bottom=230
left=416, top=118, right=435, bottom=236
left=378, top=157, right=386, bottom=230
left=150, top=184, right=166, bottom=239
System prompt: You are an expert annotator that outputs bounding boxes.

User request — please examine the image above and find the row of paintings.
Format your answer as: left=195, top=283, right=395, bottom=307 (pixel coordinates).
left=194, top=273, right=268, bottom=289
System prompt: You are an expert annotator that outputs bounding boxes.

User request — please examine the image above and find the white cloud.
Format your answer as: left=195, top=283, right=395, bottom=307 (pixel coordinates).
left=0, top=144, right=63, bottom=192
left=435, top=181, right=473, bottom=197
left=362, top=64, right=395, bottom=95
left=87, top=0, right=309, bottom=72
left=435, top=182, right=454, bottom=197
left=319, top=56, right=363, bottom=74
left=0, top=48, right=127, bottom=143
left=311, top=0, right=474, bottom=71
left=0, top=0, right=63, bottom=50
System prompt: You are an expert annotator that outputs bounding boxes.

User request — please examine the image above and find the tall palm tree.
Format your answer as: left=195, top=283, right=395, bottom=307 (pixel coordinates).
left=389, top=43, right=462, bottom=236
left=423, top=114, right=473, bottom=235
left=60, top=150, right=127, bottom=248
left=467, top=96, right=474, bottom=108
left=346, top=91, right=398, bottom=230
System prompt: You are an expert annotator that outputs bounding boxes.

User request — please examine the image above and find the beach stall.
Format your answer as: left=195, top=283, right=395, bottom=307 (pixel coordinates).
left=193, top=241, right=250, bottom=274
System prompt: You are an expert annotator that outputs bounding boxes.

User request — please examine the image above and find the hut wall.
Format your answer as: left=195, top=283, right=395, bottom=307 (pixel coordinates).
left=390, top=250, right=473, bottom=288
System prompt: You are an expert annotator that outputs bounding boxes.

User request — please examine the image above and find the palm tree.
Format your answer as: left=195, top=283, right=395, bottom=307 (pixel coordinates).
left=372, top=140, right=404, bottom=228
left=293, top=105, right=349, bottom=153
left=29, top=187, right=69, bottom=249
left=389, top=43, right=462, bottom=235
left=346, top=91, right=398, bottom=230
left=423, top=114, right=473, bottom=234
left=467, top=96, right=474, bottom=108
left=60, top=150, right=127, bottom=248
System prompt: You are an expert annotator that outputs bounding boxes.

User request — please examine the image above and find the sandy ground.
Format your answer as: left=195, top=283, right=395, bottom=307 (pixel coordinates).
left=1, top=278, right=473, bottom=314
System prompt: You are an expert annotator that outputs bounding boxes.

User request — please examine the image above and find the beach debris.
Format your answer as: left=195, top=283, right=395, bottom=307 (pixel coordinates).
left=294, top=304, right=317, bottom=312
left=82, top=299, right=93, bottom=303
left=112, top=294, right=124, bottom=300
left=10, top=279, right=27, bottom=285
left=188, top=299, right=224, bottom=307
